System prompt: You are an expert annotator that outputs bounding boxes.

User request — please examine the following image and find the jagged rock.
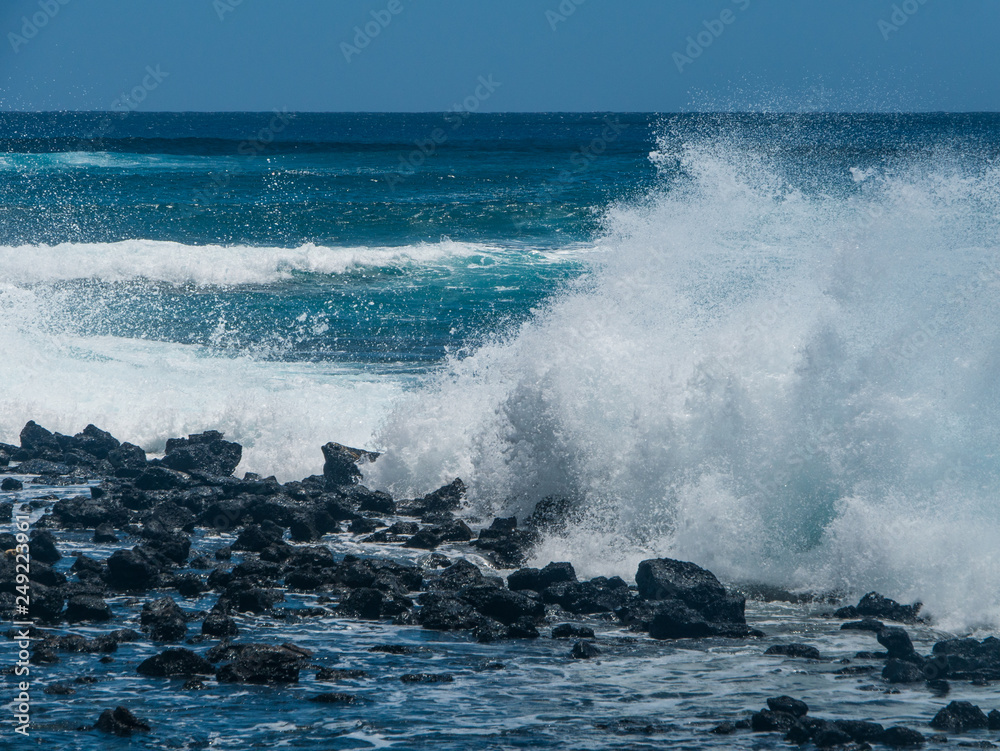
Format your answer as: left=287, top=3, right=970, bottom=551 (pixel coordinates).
left=107, top=442, right=148, bottom=472
left=751, top=709, right=799, bottom=732
left=930, top=636, right=1000, bottom=680
left=339, top=588, right=413, bottom=620
left=765, top=643, right=821, bottom=660
left=321, top=441, right=378, bottom=488
left=135, top=466, right=189, bottom=491
left=835, top=592, right=922, bottom=623
left=137, top=648, right=214, bottom=677
left=403, top=519, right=473, bottom=549
left=930, top=700, right=989, bottom=732
left=883, top=658, right=925, bottom=683
left=881, top=726, right=925, bottom=747
left=508, top=562, right=577, bottom=591
left=29, top=530, right=61, bottom=564
left=878, top=627, right=916, bottom=660
left=767, top=696, right=808, bottom=717
left=399, top=478, right=466, bottom=517
left=162, top=430, right=242, bottom=477
left=202, top=612, right=239, bottom=638
left=64, top=595, right=112, bottom=623
left=94, top=706, right=151, bottom=736
left=93, top=523, right=118, bottom=543
left=542, top=577, right=631, bottom=614
left=27, top=582, right=64, bottom=621
left=216, top=644, right=304, bottom=683
left=416, top=592, right=482, bottom=631
left=570, top=640, right=600, bottom=659
left=140, top=597, right=187, bottom=642
left=426, top=559, right=497, bottom=592
left=1, top=478, right=22, bottom=491
left=459, top=585, right=544, bottom=625
left=106, top=548, right=162, bottom=590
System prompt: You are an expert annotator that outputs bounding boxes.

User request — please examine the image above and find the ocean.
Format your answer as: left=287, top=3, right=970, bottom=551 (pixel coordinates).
left=3, top=112, right=1000, bottom=748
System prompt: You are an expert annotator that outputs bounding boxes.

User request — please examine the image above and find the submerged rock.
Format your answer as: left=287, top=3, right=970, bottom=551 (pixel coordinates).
left=216, top=644, right=304, bottom=683
left=137, top=648, right=214, bottom=678
left=94, top=706, right=151, bottom=737
left=764, top=643, right=821, bottom=660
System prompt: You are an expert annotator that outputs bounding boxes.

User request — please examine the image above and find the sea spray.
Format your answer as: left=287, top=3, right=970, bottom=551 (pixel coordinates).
left=369, top=132, right=1000, bottom=629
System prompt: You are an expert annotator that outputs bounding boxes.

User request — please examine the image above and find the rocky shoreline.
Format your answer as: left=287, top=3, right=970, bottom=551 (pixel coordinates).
left=2, top=421, right=1000, bottom=747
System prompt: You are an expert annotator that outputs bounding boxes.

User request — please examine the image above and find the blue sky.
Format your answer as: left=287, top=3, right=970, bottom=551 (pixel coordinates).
left=1, top=0, right=998, bottom=112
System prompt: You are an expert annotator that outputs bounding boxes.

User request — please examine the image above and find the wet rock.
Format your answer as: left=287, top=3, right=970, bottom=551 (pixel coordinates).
left=137, top=647, right=214, bottom=677
left=508, top=561, right=577, bottom=592
left=840, top=619, right=885, bottom=632
left=416, top=592, right=482, bottom=631
left=309, top=692, right=357, bottom=704
left=162, top=431, right=242, bottom=477
left=94, top=706, right=151, bottom=736
left=989, top=709, right=1000, bottom=730
left=216, top=644, right=304, bottom=683
left=182, top=679, right=206, bottom=690
left=399, top=478, right=466, bottom=517
left=43, top=682, right=76, bottom=695
left=767, top=696, right=808, bottom=717
left=174, top=573, right=208, bottom=598
left=751, top=709, right=799, bottom=732
left=107, top=442, right=148, bottom=473
left=232, top=523, right=284, bottom=553
left=459, top=585, right=544, bottom=625
left=930, top=636, right=1000, bottom=681
left=64, top=595, right=112, bottom=623
left=1, top=478, right=22, bottom=492
left=711, top=722, right=736, bottom=734
left=834, top=592, right=922, bottom=623
left=878, top=627, right=916, bottom=660
left=881, top=726, right=925, bottom=746
left=647, top=599, right=714, bottom=640
left=571, top=640, right=600, bottom=659
left=348, top=517, right=381, bottom=535
left=135, top=466, right=189, bottom=491
left=140, top=597, right=187, bottom=642
left=426, top=559, right=497, bottom=592
left=202, top=611, right=239, bottom=638
left=339, top=588, right=413, bottom=620
left=400, top=673, right=453, bottom=683
left=883, top=658, right=925, bottom=683
left=27, top=582, right=64, bottom=621
left=551, top=623, right=596, bottom=639
left=765, top=643, right=821, bottom=660
left=403, top=519, right=474, bottom=549
left=833, top=720, right=886, bottom=743
left=321, top=441, right=378, bottom=489
left=542, top=576, right=631, bottom=614
left=930, top=701, right=989, bottom=732
left=93, top=523, right=118, bottom=543
left=29, top=530, right=61, bottom=564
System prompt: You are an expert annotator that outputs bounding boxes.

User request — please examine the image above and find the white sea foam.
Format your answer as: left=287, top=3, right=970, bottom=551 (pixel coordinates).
left=0, top=240, right=512, bottom=286
left=367, top=137, right=1000, bottom=629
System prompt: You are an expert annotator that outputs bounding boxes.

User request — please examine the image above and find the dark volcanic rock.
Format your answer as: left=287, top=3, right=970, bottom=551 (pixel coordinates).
left=29, top=530, right=61, bottom=564
left=883, top=658, right=925, bottom=683
left=647, top=599, right=714, bottom=640
left=94, top=706, right=151, bottom=737
left=834, top=591, right=922, bottom=623
left=400, top=673, right=453, bottom=683
left=416, top=593, right=483, bottom=631
left=930, top=636, right=1000, bottom=680
left=636, top=558, right=727, bottom=609
left=135, top=466, right=189, bottom=491
left=571, top=640, right=600, bottom=659
left=881, top=726, right=925, bottom=747
left=764, top=643, right=821, bottom=660
left=93, top=523, right=118, bottom=543
left=339, top=588, right=413, bottom=620
left=64, top=595, right=112, bottom=623
left=766, top=696, right=808, bottom=717
left=216, top=644, right=304, bottom=683
left=233, top=523, right=284, bottom=552
left=1, top=478, right=22, bottom=491
left=989, top=709, right=1000, bottom=730
left=403, top=519, right=474, bottom=550
left=108, top=442, right=148, bottom=471
left=106, top=548, right=162, bottom=590
left=162, top=430, right=242, bottom=477
left=27, top=582, right=64, bottom=621
left=750, top=709, right=799, bottom=732
left=202, top=611, right=239, bottom=638
left=930, top=700, right=989, bottom=732
left=542, top=577, right=631, bottom=614
left=321, top=441, right=378, bottom=488
left=840, top=618, right=885, bottom=632
left=309, top=692, right=357, bottom=704
left=459, top=585, right=544, bottom=625
left=140, top=597, right=187, bottom=642
left=877, top=626, right=916, bottom=660
left=399, top=478, right=466, bottom=517
left=137, top=648, right=214, bottom=677
left=508, top=562, right=576, bottom=592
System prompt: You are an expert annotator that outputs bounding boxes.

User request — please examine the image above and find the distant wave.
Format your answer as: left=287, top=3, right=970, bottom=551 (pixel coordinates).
left=0, top=240, right=581, bottom=286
